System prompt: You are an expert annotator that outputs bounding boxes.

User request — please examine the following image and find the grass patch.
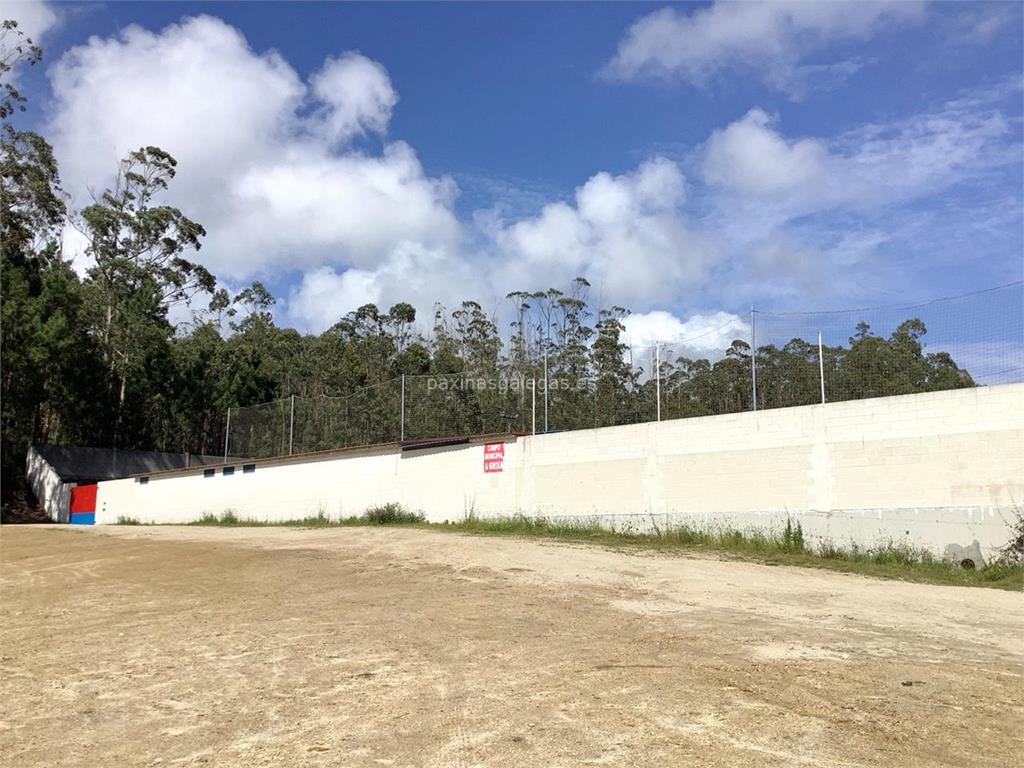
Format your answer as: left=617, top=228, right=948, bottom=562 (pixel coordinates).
left=435, top=514, right=1023, bottom=591
left=141, top=507, right=1023, bottom=590
left=184, top=504, right=424, bottom=528
left=187, top=510, right=362, bottom=527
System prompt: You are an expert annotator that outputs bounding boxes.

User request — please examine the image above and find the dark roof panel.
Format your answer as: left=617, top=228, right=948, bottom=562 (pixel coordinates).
left=31, top=444, right=228, bottom=482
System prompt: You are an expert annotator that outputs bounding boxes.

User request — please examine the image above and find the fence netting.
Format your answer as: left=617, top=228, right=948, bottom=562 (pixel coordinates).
left=223, top=282, right=1023, bottom=460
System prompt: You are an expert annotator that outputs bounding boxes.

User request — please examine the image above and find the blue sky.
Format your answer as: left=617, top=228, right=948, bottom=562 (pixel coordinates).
left=3, top=0, right=1022, bottom=353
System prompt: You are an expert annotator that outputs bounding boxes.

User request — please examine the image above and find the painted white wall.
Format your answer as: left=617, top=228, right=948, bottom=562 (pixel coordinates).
left=516, top=384, right=1024, bottom=560
left=95, top=384, right=1024, bottom=561
left=25, top=446, right=73, bottom=522
left=95, top=438, right=521, bottom=526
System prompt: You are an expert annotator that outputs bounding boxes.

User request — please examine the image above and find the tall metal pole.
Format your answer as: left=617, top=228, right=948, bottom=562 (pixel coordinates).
left=400, top=374, right=406, bottom=441
left=223, top=407, right=231, bottom=463
left=818, top=331, right=826, bottom=405
left=750, top=306, right=758, bottom=411
left=531, top=377, right=536, bottom=435
left=655, top=342, right=661, bottom=422
left=288, top=394, right=295, bottom=454
left=543, top=348, right=549, bottom=433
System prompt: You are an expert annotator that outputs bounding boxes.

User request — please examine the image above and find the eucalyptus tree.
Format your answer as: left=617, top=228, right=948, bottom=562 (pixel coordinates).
left=591, top=306, right=634, bottom=427
left=78, top=146, right=213, bottom=441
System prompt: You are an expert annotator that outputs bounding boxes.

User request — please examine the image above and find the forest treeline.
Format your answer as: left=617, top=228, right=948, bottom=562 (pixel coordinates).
left=0, top=22, right=974, bottom=507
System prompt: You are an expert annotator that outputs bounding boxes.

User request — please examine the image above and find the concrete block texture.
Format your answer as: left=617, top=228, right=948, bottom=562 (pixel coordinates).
left=95, top=384, right=1024, bottom=560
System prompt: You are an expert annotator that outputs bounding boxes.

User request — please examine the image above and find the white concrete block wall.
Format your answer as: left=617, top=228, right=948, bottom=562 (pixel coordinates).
left=94, top=384, right=1024, bottom=561
left=95, top=438, right=521, bottom=526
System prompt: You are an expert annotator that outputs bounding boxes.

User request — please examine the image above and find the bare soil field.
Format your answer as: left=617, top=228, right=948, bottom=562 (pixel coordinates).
left=1, top=525, right=1022, bottom=767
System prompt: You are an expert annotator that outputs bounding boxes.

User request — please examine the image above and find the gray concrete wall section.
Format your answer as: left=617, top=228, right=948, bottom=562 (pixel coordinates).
left=26, top=446, right=74, bottom=522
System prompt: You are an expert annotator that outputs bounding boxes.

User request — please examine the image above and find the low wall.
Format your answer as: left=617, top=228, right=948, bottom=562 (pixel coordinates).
left=95, top=437, right=521, bottom=526
left=94, top=384, right=1024, bottom=562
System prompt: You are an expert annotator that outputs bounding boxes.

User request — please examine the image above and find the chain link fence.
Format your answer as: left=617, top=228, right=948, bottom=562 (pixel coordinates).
left=223, top=282, right=1023, bottom=460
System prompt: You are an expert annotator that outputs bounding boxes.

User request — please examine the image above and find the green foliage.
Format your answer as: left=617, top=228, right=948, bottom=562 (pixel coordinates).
left=0, top=20, right=42, bottom=120
left=998, top=506, right=1024, bottom=566
left=362, top=503, right=425, bottom=525
left=190, top=510, right=241, bottom=526
left=437, top=515, right=1020, bottom=590
left=782, top=518, right=805, bottom=552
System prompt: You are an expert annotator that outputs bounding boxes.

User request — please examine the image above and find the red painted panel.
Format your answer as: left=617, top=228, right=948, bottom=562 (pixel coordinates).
left=69, top=484, right=97, bottom=514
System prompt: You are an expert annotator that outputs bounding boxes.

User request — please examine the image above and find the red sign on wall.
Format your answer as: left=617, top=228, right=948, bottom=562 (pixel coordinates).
left=483, top=442, right=504, bottom=473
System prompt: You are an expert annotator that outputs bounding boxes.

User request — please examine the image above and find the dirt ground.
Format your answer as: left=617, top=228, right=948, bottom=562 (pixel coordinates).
left=1, top=525, right=1022, bottom=767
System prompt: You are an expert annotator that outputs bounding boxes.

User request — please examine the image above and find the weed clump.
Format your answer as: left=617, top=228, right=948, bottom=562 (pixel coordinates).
left=362, top=503, right=424, bottom=525
left=782, top=518, right=805, bottom=552
left=998, top=507, right=1024, bottom=566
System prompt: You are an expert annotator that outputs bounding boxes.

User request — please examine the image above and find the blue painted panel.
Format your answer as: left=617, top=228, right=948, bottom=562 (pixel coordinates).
left=69, top=512, right=95, bottom=525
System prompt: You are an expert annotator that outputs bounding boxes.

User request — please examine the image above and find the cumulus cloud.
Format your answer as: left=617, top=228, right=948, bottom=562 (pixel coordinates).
left=278, top=156, right=721, bottom=333
left=493, top=158, right=716, bottom=309
left=623, top=310, right=750, bottom=355
left=703, top=109, right=827, bottom=197
left=287, top=242, right=475, bottom=333
left=702, top=100, right=1016, bottom=212
left=310, top=52, right=397, bottom=146
left=287, top=266, right=382, bottom=332
left=48, top=14, right=458, bottom=291
left=695, top=83, right=1022, bottom=309
left=604, top=1, right=925, bottom=96
left=48, top=14, right=714, bottom=332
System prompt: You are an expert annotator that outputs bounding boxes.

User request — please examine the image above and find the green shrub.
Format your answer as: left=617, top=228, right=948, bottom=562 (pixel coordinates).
left=190, top=511, right=241, bottom=526
left=362, top=503, right=424, bottom=525
left=999, top=506, right=1024, bottom=566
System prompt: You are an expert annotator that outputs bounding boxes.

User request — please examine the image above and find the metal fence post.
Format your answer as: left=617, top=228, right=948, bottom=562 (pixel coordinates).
left=543, top=348, right=549, bottom=434
left=655, top=342, right=661, bottom=422
left=818, top=331, right=826, bottom=404
left=288, top=394, right=295, bottom=454
left=531, top=377, right=536, bottom=435
left=223, top=407, right=231, bottom=463
left=750, top=306, right=758, bottom=411
left=400, top=374, right=405, bottom=441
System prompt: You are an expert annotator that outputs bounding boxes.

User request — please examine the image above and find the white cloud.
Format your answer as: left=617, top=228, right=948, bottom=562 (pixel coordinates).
left=702, top=99, right=1016, bottom=212
left=0, top=0, right=57, bottom=46
left=310, top=52, right=397, bottom=146
left=623, top=310, right=750, bottom=355
left=695, top=84, right=1021, bottom=309
left=703, top=109, right=827, bottom=197
left=282, top=157, right=718, bottom=333
left=494, top=158, right=717, bottom=309
left=604, top=1, right=925, bottom=96
left=287, top=265, right=382, bottom=332
left=287, top=241, right=474, bottom=333
left=223, top=142, right=459, bottom=272
left=47, top=15, right=458, bottom=289
left=47, top=12, right=722, bottom=333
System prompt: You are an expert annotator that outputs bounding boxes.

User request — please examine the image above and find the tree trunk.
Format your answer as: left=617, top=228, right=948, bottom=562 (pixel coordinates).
left=113, top=359, right=127, bottom=447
